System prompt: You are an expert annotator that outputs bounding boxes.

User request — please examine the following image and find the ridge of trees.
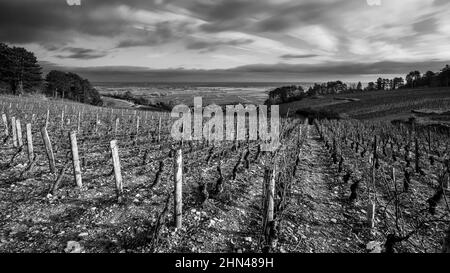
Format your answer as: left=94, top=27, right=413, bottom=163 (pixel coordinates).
left=0, top=42, right=102, bottom=106
left=45, top=70, right=103, bottom=106
left=266, top=64, right=450, bottom=105
left=266, top=85, right=306, bottom=105
left=404, top=66, right=450, bottom=88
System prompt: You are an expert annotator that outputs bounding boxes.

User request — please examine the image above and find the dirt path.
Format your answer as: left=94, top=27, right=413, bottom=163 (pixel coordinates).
left=101, top=96, right=136, bottom=109
left=278, top=125, right=364, bottom=253
left=171, top=125, right=367, bottom=253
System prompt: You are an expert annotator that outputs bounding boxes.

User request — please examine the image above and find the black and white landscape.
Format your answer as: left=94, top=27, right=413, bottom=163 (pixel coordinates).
left=0, top=0, right=449, bottom=255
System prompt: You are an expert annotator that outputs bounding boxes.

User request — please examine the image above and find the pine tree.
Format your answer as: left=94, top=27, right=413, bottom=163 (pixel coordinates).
left=0, top=43, right=43, bottom=94
left=356, top=81, right=362, bottom=91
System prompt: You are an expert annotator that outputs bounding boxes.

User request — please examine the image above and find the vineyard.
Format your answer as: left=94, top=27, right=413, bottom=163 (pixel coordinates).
left=0, top=95, right=449, bottom=253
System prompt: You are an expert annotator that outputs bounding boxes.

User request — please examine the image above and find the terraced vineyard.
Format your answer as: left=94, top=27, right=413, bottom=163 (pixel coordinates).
left=0, top=95, right=449, bottom=253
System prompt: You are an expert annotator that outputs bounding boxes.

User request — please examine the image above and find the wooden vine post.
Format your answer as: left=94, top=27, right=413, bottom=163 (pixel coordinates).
left=95, top=113, right=99, bottom=133
left=261, top=164, right=277, bottom=252
left=16, top=119, right=23, bottom=148
left=372, top=136, right=377, bottom=165
left=262, top=168, right=270, bottom=210
left=26, top=123, right=34, bottom=162
left=428, top=128, right=432, bottom=153
left=69, top=131, right=83, bottom=188
left=158, top=116, right=162, bottom=142
left=45, top=109, right=49, bottom=128
left=136, top=116, right=140, bottom=136
left=41, top=126, right=56, bottom=174
left=174, top=148, right=183, bottom=229
left=415, top=138, right=420, bottom=173
left=444, top=172, right=450, bottom=191
left=61, top=109, right=65, bottom=129
left=267, top=167, right=276, bottom=223
left=444, top=161, right=450, bottom=191
left=77, top=111, right=81, bottom=132
left=367, top=136, right=377, bottom=230
left=109, top=108, right=113, bottom=125
left=11, top=117, right=17, bottom=147
left=297, top=124, right=302, bottom=145
left=367, top=201, right=376, bottom=230
left=115, top=118, right=119, bottom=135
left=443, top=227, right=450, bottom=253
left=1, top=113, right=8, bottom=136
left=110, top=140, right=123, bottom=202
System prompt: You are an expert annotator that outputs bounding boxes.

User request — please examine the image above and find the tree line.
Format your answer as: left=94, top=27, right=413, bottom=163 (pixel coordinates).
left=0, top=43, right=102, bottom=106
left=403, top=66, right=450, bottom=88
left=266, top=81, right=354, bottom=104
left=266, top=64, right=450, bottom=105
left=364, top=65, right=450, bottom=91
left=45, top=70, right=102, bottom=105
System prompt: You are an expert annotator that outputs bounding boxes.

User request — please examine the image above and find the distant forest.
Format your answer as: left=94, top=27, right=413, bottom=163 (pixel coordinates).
left=266, top=65, right=450, bottom=105
left=0, top=43, right=102, bottom=106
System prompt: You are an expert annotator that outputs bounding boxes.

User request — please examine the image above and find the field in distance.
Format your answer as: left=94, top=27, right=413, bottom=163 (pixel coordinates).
left=280, top=87, right=450, bottom=126
left=95, top=82, right=288, bottom=108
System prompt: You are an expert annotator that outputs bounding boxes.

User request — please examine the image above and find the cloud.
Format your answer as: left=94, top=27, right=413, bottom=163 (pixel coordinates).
left=257, top=17, right=292, bottom=32
left=116, top=20, right=197, bottom=48
left=254, top=1, right=356, bottom=33
left=185, top=38, right=253, bottom=52
left=433, top=0, right=449, bottom=6
left=0, top=1, right=129, bottom=44
left=289, top=25, right=339, bottom=52
left=56, top=47, right=108, bottom=59
left=187, top=0, right=261, bottom=21
left=234, top=61, right=450, bottom=75
left=2, top=0, right=449, bottom=81
left=413, top=18, right=438, bottom=34
left=280, top=54, right=318, bottom=59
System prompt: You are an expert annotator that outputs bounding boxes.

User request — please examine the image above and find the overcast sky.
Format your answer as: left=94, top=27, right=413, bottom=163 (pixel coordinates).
left=1, top=0, right=449, bottom=82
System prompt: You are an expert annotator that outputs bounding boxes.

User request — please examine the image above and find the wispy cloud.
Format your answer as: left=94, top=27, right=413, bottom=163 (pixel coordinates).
left=185, top=38, right=254, bottom=52
left=56, top=47, right=108, bottom=60
left=281, top=54, right=319, bottom=59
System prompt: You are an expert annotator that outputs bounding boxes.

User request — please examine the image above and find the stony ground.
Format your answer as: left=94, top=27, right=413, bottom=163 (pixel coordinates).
left=277, top=130, right=365, bottom=253
left=0, top=125, right=446, bottom=253
left=159, top=126, right=369, bottom=253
